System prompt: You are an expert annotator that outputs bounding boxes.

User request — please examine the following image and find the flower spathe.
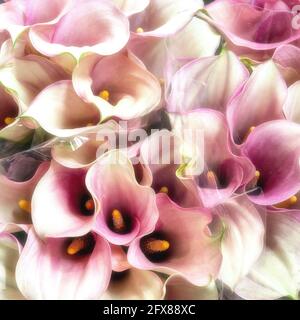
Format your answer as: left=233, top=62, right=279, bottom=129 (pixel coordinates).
left=242, top=120, right=300, bottom=205
left=29, top=0, right=130, bottom=59
left=73, top=51, right=161, bottom=121
left=16, top=228, right=112, bottom=300
left=86, top=150, right=159, bottom=245
left=128, top=194, right=222, bottom=286
left=31, top=161, right=96, bottom=238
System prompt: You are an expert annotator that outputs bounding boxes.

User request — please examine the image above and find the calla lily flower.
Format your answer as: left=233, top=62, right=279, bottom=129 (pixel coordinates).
left=163, top=275, right=218, bottom=300
left=73, top=52, right=161, bottom=121
left=86, top=150, right=159, bottom=245
left=31, top=160, right=97, bottom=238
left=29, top=0, right=130, bottom=59
left=234, top=211, right=300, bottom=300
left=170, top=109, right=254, bottom=207
left=242, top=120, right=300, bottom=205
left=0, top=161, right=49, bottom=233
left=227, top=60, right=286, bottom=145
left=128, top=17, right=221, bottom=79
left=213, top=196, right=265, bottom=288
left=112, top=0, right=150, bottom=16
left=22, top=80, right=101, bottom=138
left=0, top=0, right=71, bottom=42
left=205, top=0, right=300, bottom=52
left=128, top=194, right=222, bottom=286
left=273, top=44, right=300, bottom=86
left=139, top=129, right=201, bottom=208
left=0, top=54, right=68, bottom=109
left=283, top=80, right=300, bottom=124
left=16, top=228, right=112, bottom=300
left=129, top=0, right=203, bottom=37
left=102, top=268, right=164, bottom=300
left=0, top=232, right=24, bottom=300
left=167, top=50, right=249, bottom=113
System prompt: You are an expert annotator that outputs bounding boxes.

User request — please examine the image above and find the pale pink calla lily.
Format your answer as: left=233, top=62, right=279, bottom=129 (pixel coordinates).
left=128, top=17, right=220, bottom=79
left=139, top=129, right=201, bottom=208
left=22, top=80, right=101, bottom=138
left=170, top=109, right=254, bottom=207
left=129, top=0, right=203, bottom=37
left=86, top=150, right=159, bottom=245
left=227, top=60, right=286, bottom=145
left=29, top=0, right=130, bottom=59
left=213, top=196, right=265, bottom=288
left=31, top=161, right=96, bottom=238
left=0, top=162, right=49, bottom=233
left=283, top=80, right=300, bottom=124
left=73, top=52, right=161, bottom=121
left=167, top=50, right=249, bottom=113
left=102, top=268, right=164, bottom=300
left=242, top=120, right=300, bottom=205
left=16, top=228, right=112, bottom=300
left=273, top=44, right=300, bottom=86
left=205, top=0, right=300, bottom=51
left=0, top=0, right=71, bottom=42
left=163, top=275, right=218, bottom=300
left=128, top=194, right=222, bottom=286
left=234, top=211, right=300, bottom=300
left=0, top=54, right=68, bottom=109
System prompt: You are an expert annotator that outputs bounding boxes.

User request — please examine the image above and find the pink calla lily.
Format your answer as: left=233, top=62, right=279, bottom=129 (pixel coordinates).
left=273, top=44, right=300, bottom=86
left=0, top=54, right=68, bottom=109
left=22, top=80, right=101, bottom=138
left=139, top=129, right=201, bottom=208
left=213, top=196, right=265, bottom=288
left=128, top=194, right=222, bottom=286
left=29, top=0, right=130, bottom=59
left=86, top=150, right=159, bottom=245
left=242, top=120, right=300, bottom=205
left=73, top=52, right=161, bottom=121
left=227, top=60, right=286, bottom=145
left=31, top=161, right=96, bottom=238
left=0, top=161, right=49, bottom=233
left=170, top=109, right=254, bottom=207
left=128, top=17, right=220, bottom=79
left=0, top=0, right=72, bottom=42
left=167, top=50, right=249, bottom=113
left=16, top=228, right=112, bottom=300
left=205, top=0, right=300, bottom=52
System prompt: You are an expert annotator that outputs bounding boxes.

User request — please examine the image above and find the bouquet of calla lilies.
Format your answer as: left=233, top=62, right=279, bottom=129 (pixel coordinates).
left=0, top=0, right=300, bottom=301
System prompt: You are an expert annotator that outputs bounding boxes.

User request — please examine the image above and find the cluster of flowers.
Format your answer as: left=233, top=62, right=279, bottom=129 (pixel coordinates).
left=0, top=0, right=300, bottom=300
